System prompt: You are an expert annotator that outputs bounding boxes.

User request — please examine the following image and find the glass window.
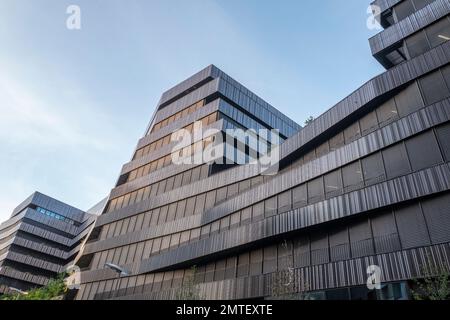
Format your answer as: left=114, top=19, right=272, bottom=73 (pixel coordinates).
left=359, top=111, right=378, bottom=135
left=382, top=143, right=412, bottom=179
left=262, top=246, right=277, bottom=274
left=264, top=196, right=278, bottom=217
left=405, top=31, right=431, bottom=59
left=419, top=70, right=449, bottom=105
left=371, top=211, right=400, bottom=254
left=293, top=184, right=307, bottom=208
left=405, top=130, right=443, bottom=171
left=425, top=17, right=450, bottom=48
left=412, top=0, right=435, bottom=11
left=394, top=0, right=415, bottom=21
left=307, top=177, right=324, bottom=203
left=315, top=142, right=330, bottom=158
left=395, top=82, right=424, bottom=117
left=362, top=152, right=386, bottom=185
left=442, top=65, right=450, bottom=90
left=343, top=122, right=361, bottom=144
left=324, top=169, right=343, bottom=198
left=394, top=203, right=430, bottom=249
left=329, top=132, right=345, bottom=152
left=376, top=98, right=398, bottom=126
left=342, top=161, right=363, bottom=192
left=278, top=190, right=292, bottom=213
left=436, top=123, right=450, bottom=161
left=421, top=193, right=450, bottom=243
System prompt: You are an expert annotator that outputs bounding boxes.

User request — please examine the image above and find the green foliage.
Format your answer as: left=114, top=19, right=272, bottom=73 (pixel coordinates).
left=304, top=116, right=314, bottom=126
left=175, top=266, right=204, bottom=300
left=1, top=273, right=67, bottom=301
left=412, top=262, right=450, bottom=300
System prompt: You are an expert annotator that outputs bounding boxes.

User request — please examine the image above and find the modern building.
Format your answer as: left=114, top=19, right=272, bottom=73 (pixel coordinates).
left=0, top=192, right=97, bottom=295
left=76, top=0, right=450, bottom=300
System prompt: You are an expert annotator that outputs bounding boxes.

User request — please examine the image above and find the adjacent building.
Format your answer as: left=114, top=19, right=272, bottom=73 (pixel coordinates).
left=0, top=192, right=96, bottom=295
left=76, top=0, right=450, bottom=300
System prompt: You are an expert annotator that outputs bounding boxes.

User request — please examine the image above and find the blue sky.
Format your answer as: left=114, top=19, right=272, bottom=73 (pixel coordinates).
left=0, top=0, right=383, bottom=222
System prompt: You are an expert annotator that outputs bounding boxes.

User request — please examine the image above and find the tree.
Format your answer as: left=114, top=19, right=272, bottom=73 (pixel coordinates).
left=412, top=259, right=450, bottom=300
left=175, top=266, right=204, bottom=300
left=304, top=116, right=314, bottom=126
left=1, top=273, right=67, bottom=300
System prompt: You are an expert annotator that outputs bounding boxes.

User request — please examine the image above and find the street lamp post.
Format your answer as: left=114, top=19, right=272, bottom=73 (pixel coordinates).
left=104, top=263, right=130, bottom=299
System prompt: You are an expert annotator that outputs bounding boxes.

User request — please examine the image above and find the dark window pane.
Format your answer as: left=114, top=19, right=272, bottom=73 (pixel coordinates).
left=395, top=203, right=431, bottom=249
left=307, top=177, right=324, bottom=203
left=376, top=98, right=398, bottom=126
left=419, top=70, right=449, bottom=105
left=395, top=82, right=424, bottom=117
left=329, top=132, right=345, bottom=152
left=382, top=143, right=411, bottom=179
left=359, top=111, right=378, bottom=135
left=324, top=169, right=343, bottom=198
left=362, top=152, right=386, bottom=185
left=293, top=184, right=307, bottom=208
left=406, top=31, right=431, bottom=58
left=344, top=122, right=361, bottom=144
left=371, top=211, right=401, bottom=253
left=394, top=0, right=415, bottom=21
left=425, top=17, right=450, bottom=48
left=342, top=161, right=363, bottom=192
left=436, top=123, right=450, bottom=161
left=278, top=190, right=292, bottom=213
left=405, top=130, right=442, bottom=171
left=421, top=193, right=450, bottom=244
left=442, top=65, right=450, bottom=90
left=412, top=0, right=435, bottom=11
left=264, top=196, right=277, bottom=217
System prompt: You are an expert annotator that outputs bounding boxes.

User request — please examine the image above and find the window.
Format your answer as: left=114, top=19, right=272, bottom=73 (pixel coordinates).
left=442, top=65, right=450, bottom=90
left=324, top=169, right=343, bottom=198
left=412, top=0, right=435, bottom=11
left=310, top=234, right=329, bottom=265
left=349, top=219, right=374, bottom=258
left=277, top=190, right=292, bottom=213
left=394, top=203, right=430, bottom=249
left=343, top=122, right=361, bottom=143
left=436, top=123, right=450, bottom=161
left=315, top=142, right=330, bottom=158
left=264, top=196, right=278, bottom=217
left=405, top=31, right=430, bottom=59
left=395, top=82, right=424, bottom=117
left=237, top=253, right=249, bottom=277
left=425, top=17, right=450, bottom=48
left=419, top=70, right=449, bottom=105
left=382, top=143, right=411, bottom=179
left=329, top=132, right=345, bottom=152
left=262, top=246, right=277, bottom=274
left=342, top=161, right=363, bottom=192
left=376, top=98, right=398, bottom=126
left=329, top=228, right=350, bottom=262
left=250, top=249, right=263, bottom=276
left=371, top=211, right=401, bottom=254
left=394, top=0, right=415, bottom=21
left=307, top=177, right=324, bottom=203
left=359, top=111, right=378, bottom=135
left=362, top=152, right=385, bottom=185
left=421, top=193, right=450, bottom=243
left=405, top=130, right=443, bottom=171
left=293, top=184, right=307, bottom=208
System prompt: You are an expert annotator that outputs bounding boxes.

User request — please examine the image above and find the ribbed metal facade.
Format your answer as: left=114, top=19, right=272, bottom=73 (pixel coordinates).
left=0, top=192, right=96, bottom=294
left=75, top=0, right=450, bottom=300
